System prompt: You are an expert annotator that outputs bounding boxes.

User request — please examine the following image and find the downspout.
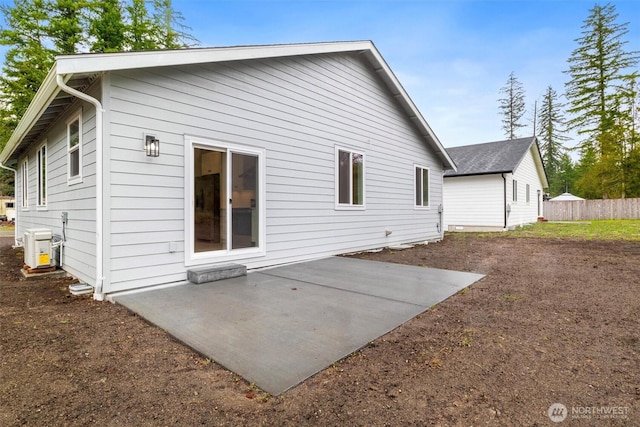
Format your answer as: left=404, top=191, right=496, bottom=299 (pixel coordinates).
left=438, top=169, right=445, bottom=237
left=502, top=173, right=507, bottom=229
left=0, top=163, right=18, bottom=246
left=56, top=75, right=105, bottom=301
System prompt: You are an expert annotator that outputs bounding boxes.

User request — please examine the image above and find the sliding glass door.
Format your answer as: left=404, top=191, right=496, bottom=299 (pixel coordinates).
left=193, top=145, right=260, bottom=255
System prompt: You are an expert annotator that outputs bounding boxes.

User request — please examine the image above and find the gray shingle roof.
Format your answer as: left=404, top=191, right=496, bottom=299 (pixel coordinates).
left=444, top=137, right=536, bottom=177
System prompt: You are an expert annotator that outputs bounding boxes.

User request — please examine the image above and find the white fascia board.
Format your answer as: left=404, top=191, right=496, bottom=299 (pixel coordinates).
left=511, top=137, right=549, bottom=189
left=0, top=64, right=63, bottom=164
left=363, top=47, right=456, bottom=171
left=530, top=138, right=549, bottom=188
left=56, top=41, right=374, bottom=75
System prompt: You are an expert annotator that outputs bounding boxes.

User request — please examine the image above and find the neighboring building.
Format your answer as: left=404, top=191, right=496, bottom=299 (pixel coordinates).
left=0, top=196, right=15, bottom=221
left=0, top=41, right=455, bottom=299
left=443, top=137, right=548, bottom=232
left=549, top=192, right=584, bottom=201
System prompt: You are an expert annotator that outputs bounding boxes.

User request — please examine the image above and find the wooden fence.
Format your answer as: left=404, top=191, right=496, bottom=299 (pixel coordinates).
left=543, top=198, right=640, bottom=221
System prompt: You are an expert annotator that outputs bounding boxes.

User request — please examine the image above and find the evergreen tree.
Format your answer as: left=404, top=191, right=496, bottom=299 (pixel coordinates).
left=125, top=0, right=157, bottom=51
left=537, top=86, right=570, bottom=196
left=0, top=167, right=14, bottom=196
left=88, top=0, right=126, bottom=53
left=152, top=0, right=197, bottom=49
left=0, top=0, right=54, bottom=144
left=47, top=0, right=86, bottom=54
left=554, top=153, right=578, bottom=195
left=498, top=71, right=526, bottom=139
left=617, top=77, right=640, bottom=197
left=564, top=3, right=639, bottom=198
left=0, top=0, right=198, bottom=151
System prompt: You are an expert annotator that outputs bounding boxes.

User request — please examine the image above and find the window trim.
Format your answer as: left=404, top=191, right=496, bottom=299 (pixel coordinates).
left=414, top=164, right=431, bottom=209
left=335, top=146, right=366, bottom=210
left=36, top=141, right=47, bottom=209
left=21, top=158, right=28, bottom=210
left=512, top=179, right=518, bottom=202
left=526, top=184, right=530, bottom=204
left=67, top=110, right=83, bottom=185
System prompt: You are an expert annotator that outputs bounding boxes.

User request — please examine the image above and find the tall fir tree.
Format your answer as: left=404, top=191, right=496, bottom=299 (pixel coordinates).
left=0, top=0, right=54, bottom=143
left=152, top=0, right=197, bottom=49
left=564, top=3, right=639, bottom=198
left=619, top=77, right=640, bottom=197
left=88, top=0, right=126, bottom=53
left=537, top=86, right=570, bottom=196
left=125, top=0, right=158, bottom=51
left=47, top=0, right=86, bottom=54
left=498, top=71, right=526, bottom=140
left=0, top=0, right=198, bottom=147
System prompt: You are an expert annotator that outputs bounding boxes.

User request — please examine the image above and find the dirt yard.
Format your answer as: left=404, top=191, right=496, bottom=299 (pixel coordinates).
left=1, top=234, right=638, bottom=426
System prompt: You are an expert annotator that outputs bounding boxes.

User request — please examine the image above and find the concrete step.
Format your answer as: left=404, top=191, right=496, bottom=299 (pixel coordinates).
left=69, top=283, right=93, bottom=296
left=187, top=263, right=246, bottom=285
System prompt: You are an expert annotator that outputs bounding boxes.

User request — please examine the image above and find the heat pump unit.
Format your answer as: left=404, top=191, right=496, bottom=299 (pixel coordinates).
left=24, top=228, right=53, bottom=269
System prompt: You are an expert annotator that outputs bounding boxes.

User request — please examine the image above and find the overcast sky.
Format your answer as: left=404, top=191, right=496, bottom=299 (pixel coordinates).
left=2, top=0, right=639, bottom=149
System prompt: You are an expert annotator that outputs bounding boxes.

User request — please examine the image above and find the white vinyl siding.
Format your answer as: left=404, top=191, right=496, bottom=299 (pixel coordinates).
left=414, top=165, right=430, bottom=208
left=443, top=174, right=505, bottom=228
left=105, top=52, right=445, bottom=293
left=444, top=145, right=546, bottom=230
left=508, top=146, right=545, bottom=227
left=16, top=95, right=98, bottom=286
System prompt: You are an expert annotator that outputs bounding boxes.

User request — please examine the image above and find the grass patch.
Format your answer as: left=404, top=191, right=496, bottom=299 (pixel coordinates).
left=503, top=293, right=520, bottom=301
left=508, top=220, right=640, bottom=241
left=447, top=219, right=640, bottom=241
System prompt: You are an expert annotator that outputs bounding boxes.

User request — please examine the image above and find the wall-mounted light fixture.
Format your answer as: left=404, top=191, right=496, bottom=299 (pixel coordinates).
left=144, top=134, right=160, bottom=157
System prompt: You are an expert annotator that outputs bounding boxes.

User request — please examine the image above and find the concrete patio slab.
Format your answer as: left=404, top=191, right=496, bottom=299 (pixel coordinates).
left=113, top=257, right=484, bottom=395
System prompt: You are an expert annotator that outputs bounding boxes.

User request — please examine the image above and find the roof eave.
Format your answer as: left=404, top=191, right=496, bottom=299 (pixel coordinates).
left=531, top=137, right=549, bottom=188
left=3, top=41, right=455, bottom=172
left=56, top=41, right=374, bottom=75
left=510, top=136, right=548, bottom=188
left=0, top=64, right=63, bottom=165
left=361, top=47, right=456, bottom=171
left=444, top=170, right=513, bottom=178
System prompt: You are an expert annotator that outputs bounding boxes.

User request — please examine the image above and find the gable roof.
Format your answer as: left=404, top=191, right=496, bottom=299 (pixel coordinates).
left=444, top=136, right=547, bottom=186
left=549, top=192, right=585, bottom=201
left=0, top=41, right=455, bottom=170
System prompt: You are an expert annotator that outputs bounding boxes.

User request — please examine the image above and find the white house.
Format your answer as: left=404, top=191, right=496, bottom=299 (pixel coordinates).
left=443, top=137, right=548, bottom=231
left=0, top=41, right=456, bottom=299
left=0, top=196, right=16, bottom=221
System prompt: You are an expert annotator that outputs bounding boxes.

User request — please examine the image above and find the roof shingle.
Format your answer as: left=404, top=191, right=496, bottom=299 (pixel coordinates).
left=444, top=137, right=535, bottom=177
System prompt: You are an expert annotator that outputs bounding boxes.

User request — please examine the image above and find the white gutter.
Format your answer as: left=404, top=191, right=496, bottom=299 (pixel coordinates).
left=56, top=74, right=105, bottom=301
left=0, top=163, right=18, bottom=246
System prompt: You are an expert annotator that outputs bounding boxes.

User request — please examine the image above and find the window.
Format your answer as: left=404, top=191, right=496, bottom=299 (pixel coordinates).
left=37, top=143, right=47, bottom=207
left=526, top=184, right=530, bottom=203
left=512, top=180, right=518, bottom=202
left=67, top=111, right=82, bottom=183
left=22, top=158, right=28, bottom=208
left=415, top=166, right=430, bottom=207
left=336, top=147, right=364, bottom=208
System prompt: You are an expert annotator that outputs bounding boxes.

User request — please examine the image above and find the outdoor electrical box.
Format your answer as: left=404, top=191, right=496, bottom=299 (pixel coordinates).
left=24, top=228, right=53, bottom=269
